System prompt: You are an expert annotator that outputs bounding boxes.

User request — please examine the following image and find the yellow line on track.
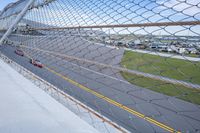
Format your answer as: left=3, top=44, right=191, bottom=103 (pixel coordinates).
left=45, top=66, right=180, bottom=133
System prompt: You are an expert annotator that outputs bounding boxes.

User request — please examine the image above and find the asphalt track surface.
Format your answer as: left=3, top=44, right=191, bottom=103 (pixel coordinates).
left=9, top=34, right=200, bottom=89
left=1, top=43, right=200, bottom=132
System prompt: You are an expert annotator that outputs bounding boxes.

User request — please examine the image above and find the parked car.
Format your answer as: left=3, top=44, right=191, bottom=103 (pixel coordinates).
left=30, top=59, right=43, bottom=68
left=15, top=49, right=24, bottom=56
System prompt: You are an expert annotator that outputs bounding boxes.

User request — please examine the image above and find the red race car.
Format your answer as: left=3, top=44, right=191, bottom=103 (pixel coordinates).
left=15, top=49, right=24, bottom=56
left=30, top=59, right=43, bottom=68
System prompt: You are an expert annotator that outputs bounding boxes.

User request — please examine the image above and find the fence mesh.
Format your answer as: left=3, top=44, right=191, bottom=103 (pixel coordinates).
left=1, top=0, right=200, bottom=132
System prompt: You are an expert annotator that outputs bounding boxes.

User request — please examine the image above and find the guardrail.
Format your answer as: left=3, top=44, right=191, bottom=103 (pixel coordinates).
left=0, top=53, right=128, bottom=133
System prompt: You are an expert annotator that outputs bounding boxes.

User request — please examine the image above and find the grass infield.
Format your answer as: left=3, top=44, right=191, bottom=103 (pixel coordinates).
left=120, top=50, right=200, bottom=105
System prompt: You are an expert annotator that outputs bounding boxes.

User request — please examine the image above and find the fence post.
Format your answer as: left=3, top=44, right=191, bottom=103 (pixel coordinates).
left=0, top=0, right=35, bottom=45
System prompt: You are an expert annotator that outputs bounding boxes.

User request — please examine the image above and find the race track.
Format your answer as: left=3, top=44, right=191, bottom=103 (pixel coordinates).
left=1, top=34, right=200, bottom=133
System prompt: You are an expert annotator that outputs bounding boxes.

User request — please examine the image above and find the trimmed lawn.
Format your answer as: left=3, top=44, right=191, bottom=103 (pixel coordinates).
left=121, top=50, right=200, bottom=84
left=120, top=50, right=200, bottom=105
left=121, top=72, right=200, bottom=105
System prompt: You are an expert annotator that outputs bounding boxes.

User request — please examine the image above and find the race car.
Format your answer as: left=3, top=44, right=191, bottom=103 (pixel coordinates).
left=15, top=49, right=24, bottom=56
left=30, top=59, right=43, bottom=68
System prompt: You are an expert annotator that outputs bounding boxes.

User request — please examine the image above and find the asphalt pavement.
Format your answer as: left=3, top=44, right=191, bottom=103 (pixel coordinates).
left=1, top=41, right=200, bottom=132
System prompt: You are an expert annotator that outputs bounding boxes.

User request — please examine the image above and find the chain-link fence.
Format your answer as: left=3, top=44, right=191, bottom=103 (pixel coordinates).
left=0, top=0, right=200, bottom=132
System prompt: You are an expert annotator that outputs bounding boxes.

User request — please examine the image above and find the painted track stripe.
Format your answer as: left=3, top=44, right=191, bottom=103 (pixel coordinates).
left=44, top=66, right=180, bottom=132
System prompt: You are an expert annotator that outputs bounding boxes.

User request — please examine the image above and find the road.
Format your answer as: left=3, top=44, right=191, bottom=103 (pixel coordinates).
left=0, top=57, right=100, bottom=133
left=9, top=34, right=200, bottom=89
left=1, top=37, right=200, bottom=132
left=80, top=36, right=200, bottom=62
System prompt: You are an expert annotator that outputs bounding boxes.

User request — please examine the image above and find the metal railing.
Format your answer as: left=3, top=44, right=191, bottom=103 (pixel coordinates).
left=0, top=0, right=200, bottom=132
left=0, top=53, right=127, bottom=133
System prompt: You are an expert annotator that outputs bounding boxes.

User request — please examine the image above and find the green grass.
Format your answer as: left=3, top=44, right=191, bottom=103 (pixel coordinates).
left=121, top=72, right=200, bottom=105
left=187, top=53, right=200, bottom=58
left=121, top=50, right=200, bottom=84
left=120, top=50, right=200, bottom=105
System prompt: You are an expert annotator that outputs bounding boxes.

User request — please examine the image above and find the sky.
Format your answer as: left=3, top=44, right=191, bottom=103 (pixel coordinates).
left=0, top=0, right=17, bottom=11
left=24, top=0, right=199, bottom=35
left=1, top=0, right=200, bottom=36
